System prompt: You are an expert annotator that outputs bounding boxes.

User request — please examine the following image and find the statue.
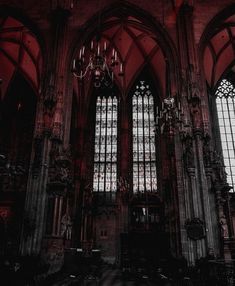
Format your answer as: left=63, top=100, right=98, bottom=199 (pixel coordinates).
left=183, top=135, right=195, bottom=168
left=60, top=213, right=72, bottom=240
left=203, top=136, right=212, bottom=167
left=220, top=215, right=229, bottom=238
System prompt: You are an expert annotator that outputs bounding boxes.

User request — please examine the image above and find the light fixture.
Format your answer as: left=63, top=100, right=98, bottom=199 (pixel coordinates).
left=72, top=40, right=124, bottom=88
left=50, top=0, right=76, bottom=10
left=0, top=154, right=25, bottom=177
left=156, top=95, right=184, bottom=135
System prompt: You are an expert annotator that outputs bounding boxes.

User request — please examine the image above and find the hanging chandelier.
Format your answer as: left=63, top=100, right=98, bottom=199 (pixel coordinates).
left=72, top=40, right=124, bottom=88
left=50, top=0, right=76, bottom=10
left=156, top=95, right=184, bottom=135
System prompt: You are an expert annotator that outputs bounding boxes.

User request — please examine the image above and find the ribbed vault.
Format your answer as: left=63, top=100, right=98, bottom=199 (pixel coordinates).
left=0, top=16, right=42, bottom=97
left=202, top=8, right=235, bottom=89
left=74, top=12, right=169, bottom=97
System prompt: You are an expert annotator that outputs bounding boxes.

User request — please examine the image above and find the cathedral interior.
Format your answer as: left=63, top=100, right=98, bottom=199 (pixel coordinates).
left=1, top=0, right=235, bottom=285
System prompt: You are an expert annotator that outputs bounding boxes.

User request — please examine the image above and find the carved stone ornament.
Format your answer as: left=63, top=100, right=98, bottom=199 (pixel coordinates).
left=48, top=147, right=72, bottom=190
left=185, top=218, right=205, bottom=240
left=183, top=134, right=195, bottom=168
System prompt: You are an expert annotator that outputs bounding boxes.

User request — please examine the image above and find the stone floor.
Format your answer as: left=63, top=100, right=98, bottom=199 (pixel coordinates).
left=52, top=266, right=163, bottom=286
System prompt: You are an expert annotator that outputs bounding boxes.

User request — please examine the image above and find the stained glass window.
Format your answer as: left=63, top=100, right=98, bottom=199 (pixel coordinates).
left=132, top=81, right=157, bottom=193
left=93, top=96, right=118, bottom=192
left=216, top=79, right=235, bottom=192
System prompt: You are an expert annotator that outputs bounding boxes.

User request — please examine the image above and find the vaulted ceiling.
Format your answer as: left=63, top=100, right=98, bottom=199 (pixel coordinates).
left=0, top=16, right=42, bottom=97
left=75, top=14, right=167, bottom=96
left=203, top=14, right=235, bottom=90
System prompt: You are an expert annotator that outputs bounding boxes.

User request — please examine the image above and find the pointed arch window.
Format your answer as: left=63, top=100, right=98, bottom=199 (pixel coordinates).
left=216, top=78, right=235, bottom=192
left=93, top=95, right=118, bottom=192
left=132, top=81, right=157, bottom=193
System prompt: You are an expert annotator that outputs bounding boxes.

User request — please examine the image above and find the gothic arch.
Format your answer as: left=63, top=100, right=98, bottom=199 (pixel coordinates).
left=70, top=1, right=178, bottom=101
left=0, top=7, right=45, bottom=256
left=199, top=3, right=235, bottom=92
left=0, top=5, right=44, bottom=97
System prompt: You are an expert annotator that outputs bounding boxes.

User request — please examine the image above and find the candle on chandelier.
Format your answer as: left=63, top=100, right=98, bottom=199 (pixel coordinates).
left=91, top=41, right=94, bottom=50
left=104, top=41, right=107, bottom=51
left=120, top=63, right=123, bottom=73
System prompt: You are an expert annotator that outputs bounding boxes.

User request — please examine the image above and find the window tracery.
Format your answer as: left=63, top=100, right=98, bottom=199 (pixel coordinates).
left=132, top=81, right=157, bottom=193
left=216, top=78, right=235, bottom=191
left=93, top=95, right=118, bottom=192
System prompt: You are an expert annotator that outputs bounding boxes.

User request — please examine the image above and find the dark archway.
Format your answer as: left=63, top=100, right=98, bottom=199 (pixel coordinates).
left=0, top=72, right=37, bottom=257
left=0, top=10, right=42, bottom=257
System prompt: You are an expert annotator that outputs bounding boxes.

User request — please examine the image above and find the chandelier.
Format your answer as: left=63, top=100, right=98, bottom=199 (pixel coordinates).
left=156, top=95, right=184, bottom=135
left=50, top=0, right=77, bottom=10
left=72, top=40, right=124, bottom=88
left=0, top=154, right=25, bottom=177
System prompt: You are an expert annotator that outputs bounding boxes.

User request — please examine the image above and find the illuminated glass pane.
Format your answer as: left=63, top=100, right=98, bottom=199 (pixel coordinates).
left=132, top=81, right=157, bottom=193
left=93, top=96, right=118, bottom=192
left=216, top=79, right=235, bottom=192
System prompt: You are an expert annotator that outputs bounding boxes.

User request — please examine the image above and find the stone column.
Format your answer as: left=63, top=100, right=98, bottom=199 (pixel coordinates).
left=181, top=130, right=205, bottom=262
left=20, top=6, right=71, bottom=255
left=176, top=2, right=217, bottom=262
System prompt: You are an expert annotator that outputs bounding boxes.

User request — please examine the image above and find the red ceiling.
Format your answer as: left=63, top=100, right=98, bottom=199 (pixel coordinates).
left=203, top=18, right=235, bottom=89
left=76, top=15, right=166, bottom=96
left=0, top=16, right=42, bottom=97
